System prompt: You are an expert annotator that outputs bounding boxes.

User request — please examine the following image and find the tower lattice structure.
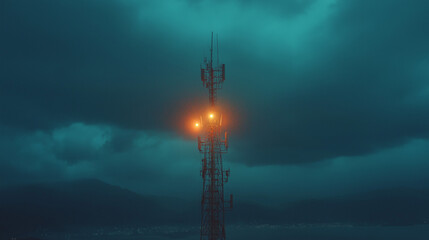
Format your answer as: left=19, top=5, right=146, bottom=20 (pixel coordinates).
left=198, top=33, right=232, bottom=240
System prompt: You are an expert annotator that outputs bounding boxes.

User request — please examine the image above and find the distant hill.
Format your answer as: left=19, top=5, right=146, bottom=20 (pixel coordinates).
left=279, top=187, right=429, bottom=226
left=1, top=179, right=428, bottom=234
left=0, top=179, right=197, bottom=233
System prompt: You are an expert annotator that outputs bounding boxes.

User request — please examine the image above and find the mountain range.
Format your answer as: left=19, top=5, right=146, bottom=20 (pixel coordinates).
left=1, top=179, right=428, bottom=234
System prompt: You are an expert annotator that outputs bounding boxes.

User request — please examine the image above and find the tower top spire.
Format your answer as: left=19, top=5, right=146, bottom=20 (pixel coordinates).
left=201, top=32, right=225, bottom=107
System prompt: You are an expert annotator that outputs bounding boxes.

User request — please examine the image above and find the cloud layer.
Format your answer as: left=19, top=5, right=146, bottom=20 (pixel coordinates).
left=1, top=0, right=429, bottom=200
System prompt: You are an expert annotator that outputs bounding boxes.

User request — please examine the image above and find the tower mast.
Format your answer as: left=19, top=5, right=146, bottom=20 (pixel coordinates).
left=198, top=33, right=232, bottom=240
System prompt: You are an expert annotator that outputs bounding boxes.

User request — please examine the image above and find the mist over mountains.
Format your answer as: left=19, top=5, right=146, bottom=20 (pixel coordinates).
left=1, top=179, right=428, bottom=235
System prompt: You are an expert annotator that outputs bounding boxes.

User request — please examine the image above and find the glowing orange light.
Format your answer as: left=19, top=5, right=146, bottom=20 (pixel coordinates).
left=209, top=113, right=214, bottom=118
left=195, top=122, right=199, bottom=127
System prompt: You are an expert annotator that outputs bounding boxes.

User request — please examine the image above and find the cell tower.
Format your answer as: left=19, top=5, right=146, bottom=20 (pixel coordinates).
left=197, top=33, right=232, bottom=240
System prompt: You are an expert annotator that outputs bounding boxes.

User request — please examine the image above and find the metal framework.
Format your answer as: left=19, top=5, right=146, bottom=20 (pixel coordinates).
left=198, top=33, right=232, bottom=240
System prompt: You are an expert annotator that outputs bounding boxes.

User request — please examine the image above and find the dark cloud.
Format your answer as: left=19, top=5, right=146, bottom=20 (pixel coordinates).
left=0, top=126, right=67, bottom=186
left=50, top=123, right=109, bottom=163
left=235, top=0, right=429, bottom=164
left=1, top=0, right=429, bottom=172
left=0, top=122, right=201, bottom=198
left=0, top=0, right=202, bottom=131
left=188, top=0, right=318, bottom=17
left=2, top=121, right=429, bottom=202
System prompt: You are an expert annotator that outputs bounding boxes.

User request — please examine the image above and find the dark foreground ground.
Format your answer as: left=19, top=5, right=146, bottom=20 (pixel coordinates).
left=6, top=224, right=429, bottom=240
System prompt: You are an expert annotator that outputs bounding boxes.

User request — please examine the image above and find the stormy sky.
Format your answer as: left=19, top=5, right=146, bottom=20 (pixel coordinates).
left=1, top=0, right=429, bottom=203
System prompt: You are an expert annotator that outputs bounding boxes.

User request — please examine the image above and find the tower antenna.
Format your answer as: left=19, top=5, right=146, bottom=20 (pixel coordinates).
left=217, top=33, right=219, bottom=66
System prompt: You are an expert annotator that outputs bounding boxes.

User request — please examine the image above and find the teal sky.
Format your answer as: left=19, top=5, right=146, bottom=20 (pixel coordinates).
left=1, top=0, right=429, bottom=204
